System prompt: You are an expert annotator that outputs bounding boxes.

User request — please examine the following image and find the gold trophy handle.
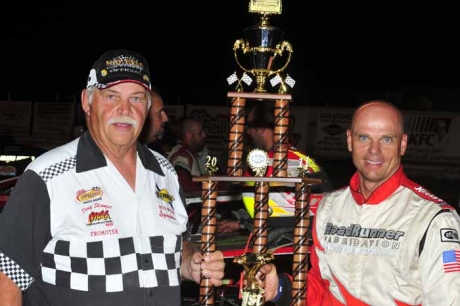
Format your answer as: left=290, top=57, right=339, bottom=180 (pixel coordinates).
left=233, top=39, right=251, bottom=75
left=267, top=41, right=293, bottom=76
left=233, top=39, right=293, bottom=77
left=233, top=39, right=293, bottom=93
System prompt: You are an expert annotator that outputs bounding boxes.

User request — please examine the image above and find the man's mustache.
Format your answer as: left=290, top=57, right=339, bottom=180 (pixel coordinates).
left=107, top=116, right=138, bottom=127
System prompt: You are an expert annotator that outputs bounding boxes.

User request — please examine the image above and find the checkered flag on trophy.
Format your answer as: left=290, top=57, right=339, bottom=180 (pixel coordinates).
left=241, top=73, right=253, bottom=86
left=285, top=74, right=296, bottom=88
left=270, top=75, right=282, bottom=87
left=227, top=72, right=238, bottom=85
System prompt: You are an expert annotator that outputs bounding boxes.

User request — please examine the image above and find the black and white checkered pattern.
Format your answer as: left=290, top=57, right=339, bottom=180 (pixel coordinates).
left=153, top=152, right=176, bottom=175
left=39, top=156, right=77, bottom=182
left=0, top=252, right=34, bottom=291
left=41, top=235, right=182, bottom=292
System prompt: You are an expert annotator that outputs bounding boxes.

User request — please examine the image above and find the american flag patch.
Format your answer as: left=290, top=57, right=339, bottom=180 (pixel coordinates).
left=443, top=250, right=460, bottom=273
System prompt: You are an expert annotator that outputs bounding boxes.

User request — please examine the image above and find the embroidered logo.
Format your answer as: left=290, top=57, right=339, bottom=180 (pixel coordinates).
left=156, top=187, right=175, bottom=210
left=87, top=210, right=113, bottom=226
left=441, top=228, right=460, bottom=243
left=76, top=187, right=103, bottom=204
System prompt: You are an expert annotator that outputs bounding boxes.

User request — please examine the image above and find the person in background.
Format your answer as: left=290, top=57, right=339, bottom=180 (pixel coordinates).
left=196, top=143, right=210, bottom=175
left=139, top=87, right=171, bottom=156
left=217, top=102, right=333, bottom=248
left=167, top=116, right=207, bottom=193
left=155, top=124, right=178, bottom=157
left=0, top=49, right=224, bottom=306
left=261, top=100, right=460, bottom=305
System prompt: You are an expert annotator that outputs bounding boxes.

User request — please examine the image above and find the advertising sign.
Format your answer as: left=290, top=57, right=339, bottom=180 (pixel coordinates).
left=32, top=102, right=75, bottom=141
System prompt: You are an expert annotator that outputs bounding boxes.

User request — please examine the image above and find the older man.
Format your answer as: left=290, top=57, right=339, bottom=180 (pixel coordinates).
left=0, top=49, right=224, bottom=306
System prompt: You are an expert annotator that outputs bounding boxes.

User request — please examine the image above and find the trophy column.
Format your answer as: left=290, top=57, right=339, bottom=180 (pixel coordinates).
left=272, top=98, right=290, bottom=177
left=227, top=96, right=246, bottom=177
left=291, top=175, right=312, bottom=306
left=198, top=163, right=219, bottom=306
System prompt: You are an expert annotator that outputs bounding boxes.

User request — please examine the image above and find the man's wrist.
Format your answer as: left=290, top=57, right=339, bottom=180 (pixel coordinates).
left=181, top=241, right=197, bottom=281
left=272, top=275, right=285, bottom=303
left=272, top=273, right=292, bottom=305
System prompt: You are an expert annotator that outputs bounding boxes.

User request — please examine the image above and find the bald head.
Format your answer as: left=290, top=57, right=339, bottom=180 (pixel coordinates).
left=351, top=100, right=405, bottom=134
left=347, top=100, right=408, bottom=198
left=179, top=117, right=207, bottom=152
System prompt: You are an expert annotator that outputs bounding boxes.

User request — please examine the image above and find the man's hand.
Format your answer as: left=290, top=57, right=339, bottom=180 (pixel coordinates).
left=256, top=263, right=279, bottom=301
left=182, top=241, right=225, bottom=286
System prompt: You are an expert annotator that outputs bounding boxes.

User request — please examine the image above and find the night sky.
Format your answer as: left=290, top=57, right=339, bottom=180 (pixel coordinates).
left=1, top=1, right=460, bottom=110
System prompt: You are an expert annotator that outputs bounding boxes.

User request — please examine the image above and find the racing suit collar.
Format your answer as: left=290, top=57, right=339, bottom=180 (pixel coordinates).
left=75, top=131, right=165, bottom=176
left=349, top=165, right=405, bottom=205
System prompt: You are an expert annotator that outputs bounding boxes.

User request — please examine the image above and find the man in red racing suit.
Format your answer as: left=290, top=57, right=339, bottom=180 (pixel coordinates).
left=260, top=100, right=460, bottom=306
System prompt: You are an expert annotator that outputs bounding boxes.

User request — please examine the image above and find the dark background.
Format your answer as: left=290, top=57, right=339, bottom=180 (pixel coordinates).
left=1, top=3, right=460, bottom=303
left=1, top=1, right=460, bottom=110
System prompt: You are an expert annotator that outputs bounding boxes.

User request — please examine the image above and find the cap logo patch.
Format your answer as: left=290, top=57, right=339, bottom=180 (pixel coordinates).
left=104, top=55, right=147, bottom=80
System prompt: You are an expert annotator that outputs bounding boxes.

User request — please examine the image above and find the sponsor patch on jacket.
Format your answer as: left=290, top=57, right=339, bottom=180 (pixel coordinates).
left=156, top=188, right=175, bottom=210
left=440, top=228, right=460, bottom=243
left=76, top=187, right=103, bottom=203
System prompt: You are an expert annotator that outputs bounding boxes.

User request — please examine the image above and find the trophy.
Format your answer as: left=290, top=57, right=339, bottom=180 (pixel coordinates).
left=231, top=0, right=294, bottom=93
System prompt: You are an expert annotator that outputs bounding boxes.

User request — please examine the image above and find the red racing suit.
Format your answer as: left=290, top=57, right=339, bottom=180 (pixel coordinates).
left=167, top=142, right=203, bottom=192
left=306, top=166, right=460, bottom=305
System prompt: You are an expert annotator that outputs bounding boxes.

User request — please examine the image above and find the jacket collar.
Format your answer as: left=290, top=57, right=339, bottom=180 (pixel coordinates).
left=349, top=165, right=405, bottom=205
left=75, top=131, right=164, bottom=176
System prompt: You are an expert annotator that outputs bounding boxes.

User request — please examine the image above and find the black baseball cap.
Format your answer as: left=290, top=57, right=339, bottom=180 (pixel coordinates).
left=86, top=49, right=152, bottom=92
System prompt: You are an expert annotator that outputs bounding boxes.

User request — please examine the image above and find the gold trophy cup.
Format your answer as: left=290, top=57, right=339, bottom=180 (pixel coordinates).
left=233, top=0, right=293, bottom=93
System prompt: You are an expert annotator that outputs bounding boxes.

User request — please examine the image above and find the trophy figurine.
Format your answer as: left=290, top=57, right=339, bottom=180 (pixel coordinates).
left=233, top=0, right=293, bottom=93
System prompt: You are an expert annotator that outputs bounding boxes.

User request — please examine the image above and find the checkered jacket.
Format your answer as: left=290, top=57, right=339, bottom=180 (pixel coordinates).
left=0, top=132, right=189, bottom=305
